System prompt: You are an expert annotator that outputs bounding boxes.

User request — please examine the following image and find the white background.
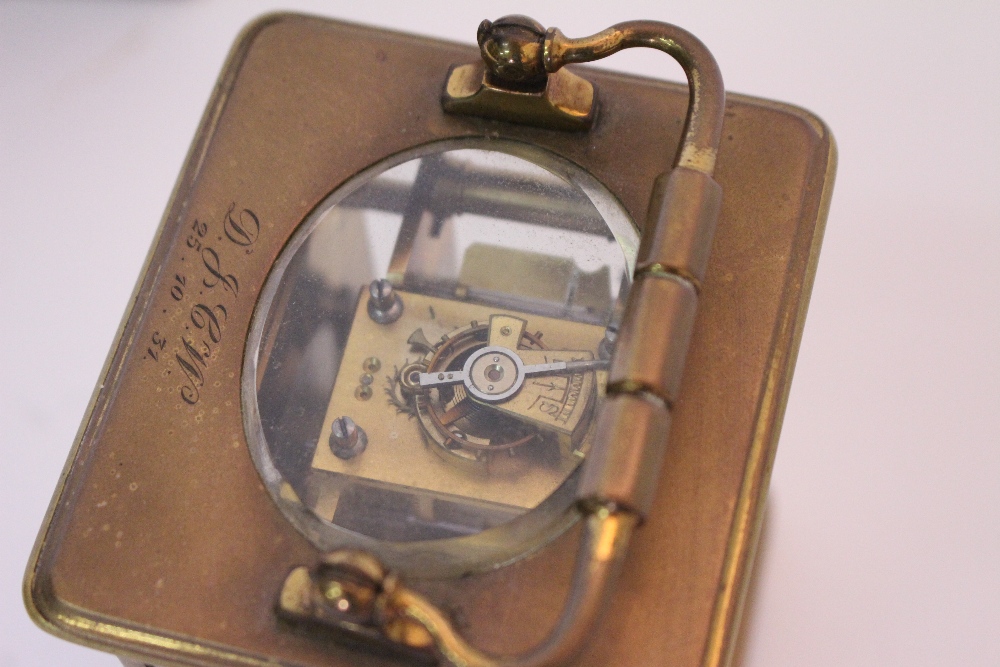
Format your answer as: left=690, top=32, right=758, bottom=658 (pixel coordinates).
left=2, top=1, right=998, bottom=665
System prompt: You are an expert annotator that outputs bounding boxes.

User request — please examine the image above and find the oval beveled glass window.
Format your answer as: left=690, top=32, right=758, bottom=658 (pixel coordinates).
left=244, top=139, right=637, bottom=575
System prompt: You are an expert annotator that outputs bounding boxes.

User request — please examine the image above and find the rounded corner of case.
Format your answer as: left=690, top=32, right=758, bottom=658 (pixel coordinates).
left=231, top=11, right=313, bottom=55
left=22, top=562, right=63, bottom=639
left=782, top=103, right=837, bottom=153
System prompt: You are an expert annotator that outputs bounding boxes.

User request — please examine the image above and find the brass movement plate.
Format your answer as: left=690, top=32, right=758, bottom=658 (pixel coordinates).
left=25, top=13, right=835, bottom=667
left=312, top=289, right=602, bottom=514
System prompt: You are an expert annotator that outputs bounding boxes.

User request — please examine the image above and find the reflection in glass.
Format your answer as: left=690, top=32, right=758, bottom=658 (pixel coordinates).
left=245, top=141, right=636, bottom=572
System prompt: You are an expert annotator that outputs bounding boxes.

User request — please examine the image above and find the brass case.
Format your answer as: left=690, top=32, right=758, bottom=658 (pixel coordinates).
left=24, top=13, right=836, bottom=667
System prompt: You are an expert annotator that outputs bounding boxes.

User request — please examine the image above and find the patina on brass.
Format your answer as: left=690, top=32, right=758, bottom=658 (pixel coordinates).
left=24, top=11, right=837, bottom=667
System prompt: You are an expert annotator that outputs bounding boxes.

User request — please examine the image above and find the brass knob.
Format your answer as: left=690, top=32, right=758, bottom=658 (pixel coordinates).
left=477, top=15, right=547, bottom=91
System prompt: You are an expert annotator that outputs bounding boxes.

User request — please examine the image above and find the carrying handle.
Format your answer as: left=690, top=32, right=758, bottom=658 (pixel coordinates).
left=278, top=17, right=725, bottom=667
left=476, top=16, right=724, bottom=173
left=544, top=20, right=725, bottom=173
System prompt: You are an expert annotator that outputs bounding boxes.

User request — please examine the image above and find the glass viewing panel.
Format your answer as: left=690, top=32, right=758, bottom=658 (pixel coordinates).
left=244, top=139, right=637, bottom=573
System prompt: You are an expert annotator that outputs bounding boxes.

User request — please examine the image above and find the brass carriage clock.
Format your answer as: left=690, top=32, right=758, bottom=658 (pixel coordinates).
left=25, top=13, right=836, bottom=667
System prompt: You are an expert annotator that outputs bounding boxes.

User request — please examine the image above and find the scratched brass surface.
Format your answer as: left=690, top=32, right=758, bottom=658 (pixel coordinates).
left=25, top=13, right=835, bottom=667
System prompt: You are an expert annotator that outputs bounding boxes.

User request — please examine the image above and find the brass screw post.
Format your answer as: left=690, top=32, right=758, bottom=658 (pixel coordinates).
left=599, top=327, right=617, bottom=360
left=367, top=279, right=403, bottom=324
left=329, top=416, right=368, bottom=460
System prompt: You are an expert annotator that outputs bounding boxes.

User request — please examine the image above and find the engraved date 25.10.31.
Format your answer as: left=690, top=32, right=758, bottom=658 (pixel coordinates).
left=143, top=203, right=261, bottom=405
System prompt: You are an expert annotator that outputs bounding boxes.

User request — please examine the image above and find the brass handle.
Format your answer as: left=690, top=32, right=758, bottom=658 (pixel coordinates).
left=476, top=16, right=724, bottom=174
left=544, top=20, right=725, bottom=174
left=279, top=17, right=725, bottom=667
left=279, top=508, right=637, bottom=667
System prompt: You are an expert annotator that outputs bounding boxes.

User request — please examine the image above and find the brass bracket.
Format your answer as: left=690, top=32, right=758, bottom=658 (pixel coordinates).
left=277, top=552, right=438, bottom=663
left=442, top=62, right=595, bottom=131
left=279, top=506, right=639, bottom=667
left=442, top=16, right=596, bottom=131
